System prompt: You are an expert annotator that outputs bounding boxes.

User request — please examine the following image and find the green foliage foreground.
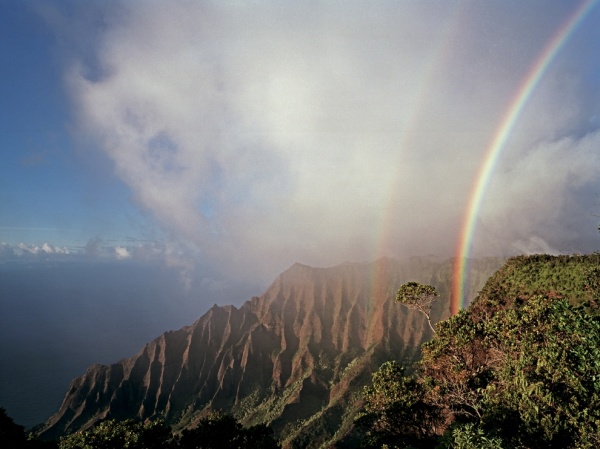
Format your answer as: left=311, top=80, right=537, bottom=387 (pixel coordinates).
left=0, top=411, right=280, bottom=449
left=56, top=412, right=280, bottom=449
left=358, top=254, right=600, bottom=448
left=58, top=418, right=172, bottom=449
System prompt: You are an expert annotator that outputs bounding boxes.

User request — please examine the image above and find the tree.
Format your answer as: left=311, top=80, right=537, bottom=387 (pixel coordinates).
left=355, top=361, right=442, bottom=448
left=420, top=294, right=600, bottom=448
left=437, top=422, right=504, bottom=449
left=55, top=411, right=280, bottom=449
left=0, top=407, right=27, bottom=448
left=481, top=296, right=600, bottom=447
left=419, top=309, right=494, bottom=422
left=178, top=412, right=279, bottom=449
left=360, top=255, right=600, bottom=447
left=58, top=418, right=174, bottom=449
left=395, top=282, right=439, bottom=333
left=0, top=408, right=57, bottom=449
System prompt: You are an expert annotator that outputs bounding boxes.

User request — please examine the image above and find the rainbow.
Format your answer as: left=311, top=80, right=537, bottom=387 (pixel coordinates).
left=372, top=6, right=464, bottom=263
left=451, top=0, right=598, bottom=315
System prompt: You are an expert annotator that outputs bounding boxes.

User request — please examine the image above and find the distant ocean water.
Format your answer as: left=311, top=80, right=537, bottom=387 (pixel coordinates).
left=0, top=259, right=258, bottom=428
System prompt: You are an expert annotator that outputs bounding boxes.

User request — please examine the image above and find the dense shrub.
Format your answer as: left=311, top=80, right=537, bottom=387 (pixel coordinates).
left=358, top=255, right=600, bottom=448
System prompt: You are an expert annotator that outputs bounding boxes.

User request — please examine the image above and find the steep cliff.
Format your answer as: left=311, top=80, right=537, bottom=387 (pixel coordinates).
left=39, top=257, right=503, bottom=447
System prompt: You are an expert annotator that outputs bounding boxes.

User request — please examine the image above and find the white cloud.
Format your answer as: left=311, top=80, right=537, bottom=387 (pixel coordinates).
left=477, top=129, right=600, bottom=256
left=17, top=243, right=37, bottom=254
left=58, top=1, right=600, bottom=282
left=41, top=242, right=69, bottom=254
left=17, top=242, right=70, bottom=255
left=114, top=246, right=131, bottom=259
left=3, top=240, right=191, bottom=269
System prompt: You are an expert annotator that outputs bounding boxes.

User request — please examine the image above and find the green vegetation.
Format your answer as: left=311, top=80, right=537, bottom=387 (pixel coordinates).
left=357, top=254, right=600, bottom=448
left=57, top=413, right=279, bottom=449
left=58, top=418, right=173, bottom=449
left=396, top=282, right=440, bottom=333
left=475, top=254, right=600, bottom=311
left=0, top=410, right=279, bottom=449
left=355, top=361, right=441, bottom=448
left=178, top=412, right=279, bottom=449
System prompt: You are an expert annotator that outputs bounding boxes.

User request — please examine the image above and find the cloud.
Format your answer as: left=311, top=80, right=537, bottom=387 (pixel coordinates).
left=56, top=1, right=600, bottom=282
left=114, top=246, right=131, bottom=259
left=81, top=237, right=177, bottom=262
left=85, top=237, right=103, bottom=256
left=478, top=129, right=600, bottom=256
left=17, top=242, right=70, bottom=255
left=42, top=242, right=69, bottom=254
left=3, top=239, right=149, bottom=263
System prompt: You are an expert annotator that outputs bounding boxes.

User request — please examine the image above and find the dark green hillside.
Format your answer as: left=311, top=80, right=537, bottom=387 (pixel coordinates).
left=475, top=253, right=600, bottom=311
left=357, top=254, right=600, bottom=449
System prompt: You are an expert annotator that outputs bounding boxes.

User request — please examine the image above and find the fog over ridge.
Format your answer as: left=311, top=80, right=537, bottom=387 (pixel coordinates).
left=42, top=0, right=600, bottom=284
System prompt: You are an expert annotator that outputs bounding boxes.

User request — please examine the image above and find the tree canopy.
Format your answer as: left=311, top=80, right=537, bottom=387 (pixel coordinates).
left=55, top=412, right=280, bottom=449
left=359, top=255, right=600, bottom=448
left=395, top=282, right=439, bottom=333
left=179, top=412, right=279, bottom=449
left=58, top=419, right=173, bottom=449
left=0, top=408, right=56, bottom=449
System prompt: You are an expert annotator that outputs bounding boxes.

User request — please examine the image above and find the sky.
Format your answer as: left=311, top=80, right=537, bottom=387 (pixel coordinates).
left=1, top=0, right=600, bottom=428
left=2, top=0, right=600, bottom=289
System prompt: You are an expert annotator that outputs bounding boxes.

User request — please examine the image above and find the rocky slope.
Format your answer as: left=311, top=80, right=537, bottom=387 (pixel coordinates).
left=39, top=257, right=503, bottom=447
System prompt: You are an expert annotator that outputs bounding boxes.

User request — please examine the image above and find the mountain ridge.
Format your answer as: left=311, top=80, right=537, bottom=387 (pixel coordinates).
left=38, top=257, right=504, bottom=447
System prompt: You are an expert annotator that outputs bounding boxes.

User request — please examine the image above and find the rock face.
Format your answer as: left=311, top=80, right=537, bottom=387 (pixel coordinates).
left=39, top=257, right=503, bottom=447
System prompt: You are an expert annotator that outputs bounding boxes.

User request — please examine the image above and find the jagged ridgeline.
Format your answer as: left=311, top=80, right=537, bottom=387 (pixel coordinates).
left=38, top=257, right=503, bottom=447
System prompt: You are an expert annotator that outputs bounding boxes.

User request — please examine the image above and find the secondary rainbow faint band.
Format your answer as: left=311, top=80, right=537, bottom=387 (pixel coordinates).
left=451, top=0, right=598, bottom=315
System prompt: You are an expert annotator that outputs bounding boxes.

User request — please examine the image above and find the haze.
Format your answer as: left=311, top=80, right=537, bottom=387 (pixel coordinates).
left=1, top=0, right=599, bottom=428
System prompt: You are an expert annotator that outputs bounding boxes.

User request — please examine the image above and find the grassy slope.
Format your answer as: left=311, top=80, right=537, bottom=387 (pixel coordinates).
left=474, top=253, right=600, bottom=313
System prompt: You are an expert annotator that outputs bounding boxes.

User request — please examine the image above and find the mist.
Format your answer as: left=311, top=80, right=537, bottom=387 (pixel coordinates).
left=37, top=0, right=599, bottom=285
left=3, top=0, right=600, bottom=428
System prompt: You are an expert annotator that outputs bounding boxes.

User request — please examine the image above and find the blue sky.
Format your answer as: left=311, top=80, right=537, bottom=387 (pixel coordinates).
left=1, top=0, right=600, bottom=284
left=0, top=1, right=150, bottom=251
